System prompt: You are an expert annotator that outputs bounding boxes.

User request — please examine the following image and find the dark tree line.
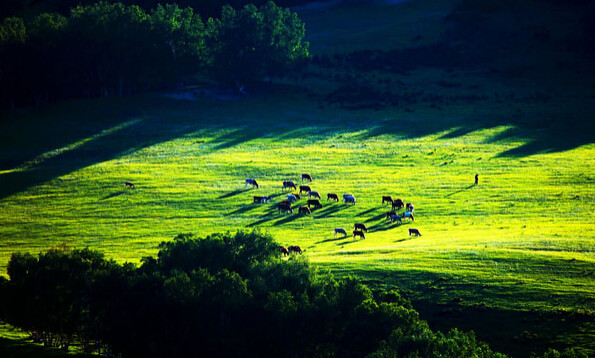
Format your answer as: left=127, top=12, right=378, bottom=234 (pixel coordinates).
left=0, top=230, right=517, bottom=358
left=0, top=0, right=317, bottom=20
left=0, top=1, right=310, bottom=108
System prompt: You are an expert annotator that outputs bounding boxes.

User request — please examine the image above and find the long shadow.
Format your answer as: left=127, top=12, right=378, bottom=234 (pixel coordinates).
left=367, top=220, right=410, bottom=233
left=445, top=185, right=475, bottom=198
left=226, top=205, right=257, bottom=216
left=246, top=216, right=276, bottom=227
left=316, top=235, right=349, bottom=244
left=364, top=212, right=387, bottom=223
left=272, top=214, right=303, bottom=226
left=355, top=207, right=380, bottom=217
left=0, top=97, right=225, bottom=200
left=312, top=204, right=348, bottom=219
left=219, top=189, right=251, bottom=199
left=100, top=191, right=126, bottom=201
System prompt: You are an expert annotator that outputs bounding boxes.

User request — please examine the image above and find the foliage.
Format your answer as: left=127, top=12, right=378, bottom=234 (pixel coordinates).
left=540, top=348, right=589, bottom=358
left=372, top=326, right=509, bottom=358
left=0, top=0, right=316, bottom=21
left=0, top=231, right=509, bottom=357
left=0, top=1, right=309, bottom=107
left=205, top=1, right=309, bottom=87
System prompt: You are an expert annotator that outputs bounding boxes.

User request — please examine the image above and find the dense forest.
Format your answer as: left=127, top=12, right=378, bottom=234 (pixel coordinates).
left=0, top=230, right=570, bottom=358
left=0, top=1, right=309, bottom=108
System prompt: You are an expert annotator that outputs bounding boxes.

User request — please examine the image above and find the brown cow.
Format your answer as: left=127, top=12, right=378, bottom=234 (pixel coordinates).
left=279, top=246, right=289, bottom=256
left=301, top=173, right=313, bottom=182
left=409, top=228, right=422, bottom=236
left=307, top=199, right=322, bottom=209
left=353, top=230, right=366, bottom=239
left=299, top=185, right=311, bottom=194
left=298, top=206, right=311, bottom=215
left=392, top=199, right=404, bottom=210
left=278, top=203, right=293, bottom=214
left=309, top=191, right=321, bottom=199
left=124, top=181, right=135, bottom=189
left=283, top=181, right=297, bottom=190
left=327, top=193, right=339, bottom=202
left=354, top=223, right=368, bottom=232
left=288, top=245, right=303, bottom=254
left=382, top=196, right=393, bottom=205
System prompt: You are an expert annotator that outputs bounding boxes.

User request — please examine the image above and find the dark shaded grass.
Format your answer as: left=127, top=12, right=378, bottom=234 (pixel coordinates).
left=0, top=338, right=92, bottom=358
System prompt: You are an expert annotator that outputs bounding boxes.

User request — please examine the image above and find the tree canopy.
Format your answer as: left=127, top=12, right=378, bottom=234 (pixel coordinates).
left=0, top=1, right=310, bottom=108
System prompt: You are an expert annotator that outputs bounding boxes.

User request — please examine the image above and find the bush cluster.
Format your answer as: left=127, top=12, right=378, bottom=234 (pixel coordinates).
left=0, top=230, right=512, bottom=357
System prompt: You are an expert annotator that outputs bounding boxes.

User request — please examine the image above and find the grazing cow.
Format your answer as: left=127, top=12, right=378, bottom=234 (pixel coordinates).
left=334, top=228, right=347, bottom=237
left=406, top=203, right=414, bottom=213
left=307, top=199, right=322, bottom=209
left=409, top=228, right=422, bottom=236
left=353, top=230, right=366, bottom=239
left=309, top=191, right=321, bottom=199
left=327, top=193, right=339, bottom=202
left=288, top=245, right=303, bottom=254
left=392, top=199, right=404, bottom=210
left=354, top=223, right=368, bottom=232
left=402, top=212, right=414, bottom=221
left=382, top=196, right=393, bottom=205
left=301, top=173, right=313, bottom=182
left=390, top=214, right=402, bottom=224
left=278, top=203, right=293, bottom=214
left=283, top=181, right=297, bottom=190
left=253, top=196, right=271, bottom=204
left=343, top=195, right=356, bottom=205
left=287, top=194, right=300, bottom=203
left=279, top=246, right=289, bottom=256
left=298, top=206, right=311, bottom=215
left=386, top=211, right=397, bottom=220
left=124, top=181, right=135, bottom=189
left=299, top=185, right=311, bottom=194
left=245, top=178, right=259, bottom=188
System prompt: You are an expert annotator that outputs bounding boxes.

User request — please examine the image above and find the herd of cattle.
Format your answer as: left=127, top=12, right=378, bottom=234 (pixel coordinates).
left=245, top=173, right=422, bottom=255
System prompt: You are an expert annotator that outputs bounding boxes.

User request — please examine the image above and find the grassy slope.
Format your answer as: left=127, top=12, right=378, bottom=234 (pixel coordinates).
left=0, top=0, right=594, bottom=356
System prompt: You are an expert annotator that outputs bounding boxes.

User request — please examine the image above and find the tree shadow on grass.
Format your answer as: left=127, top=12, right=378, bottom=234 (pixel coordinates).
left=0, top=95, right=281, bottom=200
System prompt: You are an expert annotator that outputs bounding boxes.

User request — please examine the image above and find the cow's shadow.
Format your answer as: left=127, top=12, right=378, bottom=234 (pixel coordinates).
left=100, top=191, right=126, bottom=200
left=316, top=235, right=349, bottom=244
left=219, top=188, right=251, bottom=199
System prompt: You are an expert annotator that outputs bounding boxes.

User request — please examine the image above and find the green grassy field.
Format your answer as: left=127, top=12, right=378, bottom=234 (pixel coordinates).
left=0, top=1, right=594, bottom=356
